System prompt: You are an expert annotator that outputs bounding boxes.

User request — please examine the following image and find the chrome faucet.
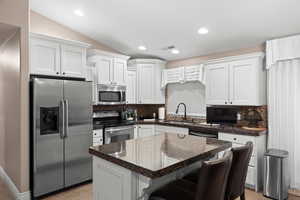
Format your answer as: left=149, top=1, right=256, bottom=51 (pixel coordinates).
left=175, top=103, right=187, bottom=121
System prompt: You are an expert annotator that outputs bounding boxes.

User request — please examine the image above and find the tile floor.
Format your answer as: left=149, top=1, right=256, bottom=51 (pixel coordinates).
left=1, top=178, right=300, bottom=200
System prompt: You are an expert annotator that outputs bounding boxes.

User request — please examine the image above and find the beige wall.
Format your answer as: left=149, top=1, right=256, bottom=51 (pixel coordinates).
left=30, top=11, right=119, bottom=53
left=0, top=0, right=29, bottom=193
left=166, top=45, right=265, bottom=68
left=0, top=29, right=22, bottom=189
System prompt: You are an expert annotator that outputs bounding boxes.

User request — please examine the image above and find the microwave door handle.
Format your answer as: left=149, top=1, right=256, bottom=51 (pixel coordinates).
left=59, top=100, right=65, bottom=139
left=64, top=99, right=69, bottom=138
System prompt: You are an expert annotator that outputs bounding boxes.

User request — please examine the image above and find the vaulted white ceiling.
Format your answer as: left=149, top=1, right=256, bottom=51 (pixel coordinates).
left=31, top=0, right=300, bottom=61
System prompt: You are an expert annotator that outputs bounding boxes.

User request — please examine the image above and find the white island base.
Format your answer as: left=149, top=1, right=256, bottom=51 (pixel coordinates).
left=92, top=156, right=202, bottom=200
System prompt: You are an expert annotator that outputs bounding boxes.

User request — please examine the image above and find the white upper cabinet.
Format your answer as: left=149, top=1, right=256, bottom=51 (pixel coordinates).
left=87, top=50, right=130, bottom=86
left=126, top=71, right=136, bottom=104
left=30, top=37, right=61, bottom=76
left=138, top=63, right=155, bottom=104
left=205, top=53, right=266, bottom=106
left=206, top=62, right=230, bottom=105
left=128, top=59, right=166, bottom=104
left=85, top=63, right=97, bottom=104
left=113, top=58, right=127, bottom=86
left=61, top=44, right=86, bottom=78
left=96, top=56, right=114, bottom=85
left=154, top=64, right=166, bottom=104
left=162, top=65, right=204, bottom=87
left=30, top=33, right=90, bottom=78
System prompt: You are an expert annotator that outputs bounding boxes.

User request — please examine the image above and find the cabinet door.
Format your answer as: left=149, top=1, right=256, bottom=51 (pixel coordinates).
left=154, top=65, right=165, bottom=104
left=229, top=59, right=255, bottom=105
left=126, top=71, right=136, bottom=104
left=61, top=45, right=85, bottom=78
left=30, top=38, right=60, bottom=76
left=86, top=65, right=98, bottom=104
left=138, top=64, right=154, bottom=104
left=113, top=58, right=127, bottom=85
left=96, top=56, right=114, bottom=85
left=206, top=63, right=230, bottom=105
left=137, top=125, right=155, bottom=138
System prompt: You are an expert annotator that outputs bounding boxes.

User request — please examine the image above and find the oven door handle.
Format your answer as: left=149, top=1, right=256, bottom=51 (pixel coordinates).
left=190, top=132, right=217, bottom=138
left=105, top=126, right=134, bottom=133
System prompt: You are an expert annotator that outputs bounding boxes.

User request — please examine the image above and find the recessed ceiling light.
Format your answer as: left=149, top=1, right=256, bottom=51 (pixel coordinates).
left=74, top=9, right=84, bottom=17
left=171, top=49, right=180, bottom=54
left=138, top=45, right=147, bottom=51
left=198, top=27, right=209, bottom=35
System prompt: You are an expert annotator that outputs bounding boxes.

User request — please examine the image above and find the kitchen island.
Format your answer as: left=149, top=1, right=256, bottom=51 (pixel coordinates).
left=89, top=133, right=231, bottom=200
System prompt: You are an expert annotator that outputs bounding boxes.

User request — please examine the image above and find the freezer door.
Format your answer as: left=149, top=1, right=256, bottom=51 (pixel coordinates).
left=63, top=80, right=93, bottom=187
left=32, top=78, right=64, bottom=197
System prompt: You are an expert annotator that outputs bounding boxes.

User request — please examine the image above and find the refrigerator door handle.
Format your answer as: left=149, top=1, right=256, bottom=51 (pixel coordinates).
left=59, top=100, right=65, bottom=139
left=64, top=99, right=69, bottom=138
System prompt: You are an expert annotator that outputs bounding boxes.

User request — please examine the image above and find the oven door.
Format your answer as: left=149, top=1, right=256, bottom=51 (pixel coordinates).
left=104, top=126, right=134, bottom=144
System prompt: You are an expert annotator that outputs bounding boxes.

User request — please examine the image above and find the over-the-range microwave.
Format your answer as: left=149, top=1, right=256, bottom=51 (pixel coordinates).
left=97, top=84, right=126, bottom=105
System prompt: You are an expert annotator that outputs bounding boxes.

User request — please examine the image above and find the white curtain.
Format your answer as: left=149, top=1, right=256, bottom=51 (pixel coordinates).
left=268, top=58, right=300, bottom=189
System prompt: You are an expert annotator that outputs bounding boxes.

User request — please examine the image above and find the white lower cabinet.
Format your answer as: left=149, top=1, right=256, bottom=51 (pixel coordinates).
left=137, top=125, right=155, bottom=138
left=155, top=125, right=189, bottom=135
left=93, top=157, right=136, bottom=200
left=136, top=124, right=189, bottom=139
left=218, top=132, right=266, bottom=192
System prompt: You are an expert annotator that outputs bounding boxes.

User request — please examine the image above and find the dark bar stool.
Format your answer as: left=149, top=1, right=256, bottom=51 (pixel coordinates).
left=183, top=142, right=253, bottom=200
left=224, top=141, right=253, bottom=200
left=149, top=151, right=233, bottom=200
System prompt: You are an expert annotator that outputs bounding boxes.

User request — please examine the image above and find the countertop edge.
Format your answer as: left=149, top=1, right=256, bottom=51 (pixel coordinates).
left=89, top=140, right=232, bottom=178
left=135, top=120, right=267, bottom=137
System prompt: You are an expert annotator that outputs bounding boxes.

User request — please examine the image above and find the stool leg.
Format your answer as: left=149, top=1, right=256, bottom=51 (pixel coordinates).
left=240, top=192, right=245, bottom=200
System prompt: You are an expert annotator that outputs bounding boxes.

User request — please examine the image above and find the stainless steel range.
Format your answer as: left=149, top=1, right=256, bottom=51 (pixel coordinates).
left=93, top=111, right=135, bottom=144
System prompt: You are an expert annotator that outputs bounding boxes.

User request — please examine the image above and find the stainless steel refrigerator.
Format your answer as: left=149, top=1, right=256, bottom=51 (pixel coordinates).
left=30, top=77, right=93, bottom=198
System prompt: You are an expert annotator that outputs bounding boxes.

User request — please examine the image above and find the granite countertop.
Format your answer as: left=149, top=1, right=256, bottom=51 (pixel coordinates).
left=89, top=133, right=231, bottom=178
left=136, top=120, right=267, bottom=136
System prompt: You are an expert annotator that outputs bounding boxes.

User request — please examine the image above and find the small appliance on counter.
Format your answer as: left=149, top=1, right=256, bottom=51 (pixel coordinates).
left=158, top=107, right=166, bottom=120
left=244, top=108, right=263, bottom=127
left=206, top=106, right=238, bottom=125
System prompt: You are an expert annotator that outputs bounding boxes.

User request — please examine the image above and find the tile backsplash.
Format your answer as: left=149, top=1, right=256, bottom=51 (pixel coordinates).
left=93, top=104, right=164, bottom=119
left=167, top=106, right=268, bottom=128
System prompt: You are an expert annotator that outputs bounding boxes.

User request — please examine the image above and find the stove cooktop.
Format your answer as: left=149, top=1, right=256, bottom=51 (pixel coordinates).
left=93, top=120, right=135, bottom=130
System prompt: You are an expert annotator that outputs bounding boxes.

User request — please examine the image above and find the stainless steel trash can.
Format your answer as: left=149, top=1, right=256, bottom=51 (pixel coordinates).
left=263, top=149, right=289, bottom=200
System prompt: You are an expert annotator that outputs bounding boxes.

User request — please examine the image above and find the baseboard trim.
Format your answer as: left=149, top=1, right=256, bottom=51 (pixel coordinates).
left=0, top=166, right=31, bottom=200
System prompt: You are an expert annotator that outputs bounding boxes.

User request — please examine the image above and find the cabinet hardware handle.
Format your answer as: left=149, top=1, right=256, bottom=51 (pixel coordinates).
left=56, top=72, right=59, bottom=75
left=225, top=102, right=227, bottom=104
left=234, top=138, right=237, bottom=140
left=230, top=102, right=233, bottom=104
left=63, top=72, right=66, bottom=75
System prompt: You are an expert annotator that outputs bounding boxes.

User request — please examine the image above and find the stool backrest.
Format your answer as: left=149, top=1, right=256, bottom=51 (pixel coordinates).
left=195, top=151, right=233, bottom=200
left=225, top=141, right=254, bottom=200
